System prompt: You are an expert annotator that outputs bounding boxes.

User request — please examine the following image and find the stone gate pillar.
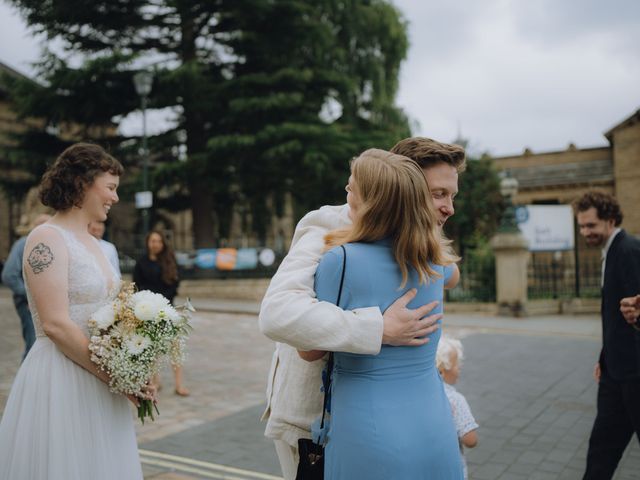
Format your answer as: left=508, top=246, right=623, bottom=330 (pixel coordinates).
left=490, top=232, right=529, bottom=316
left=491, top=175, right=529, bottom=316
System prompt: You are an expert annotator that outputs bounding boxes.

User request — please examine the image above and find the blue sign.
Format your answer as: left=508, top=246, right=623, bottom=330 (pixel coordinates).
left=195, top=249, right=217, bottom=269
left=236, top=249, right=259, bottom=270
left=515, top=206, right=529, bottom=224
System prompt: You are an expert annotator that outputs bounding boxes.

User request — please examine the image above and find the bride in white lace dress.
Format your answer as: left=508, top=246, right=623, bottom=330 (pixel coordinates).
left=0, top=143, right=147, bottom=479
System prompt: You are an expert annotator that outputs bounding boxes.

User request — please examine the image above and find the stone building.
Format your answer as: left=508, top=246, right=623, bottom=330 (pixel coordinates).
left=0, top=62, right=47, bottom=260
left=0, top=61, right=121, bottom=260
left=1, top=55, right=635, bottom=265
left=0, top=60, right=294, bottom=262
left=493, top=108, right=640, bottom=234
left=493, top=108, right=640, bottom=298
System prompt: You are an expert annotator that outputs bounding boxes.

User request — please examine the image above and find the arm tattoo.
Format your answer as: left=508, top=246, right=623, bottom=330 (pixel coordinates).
left=28, top=243, right=55, bottom=274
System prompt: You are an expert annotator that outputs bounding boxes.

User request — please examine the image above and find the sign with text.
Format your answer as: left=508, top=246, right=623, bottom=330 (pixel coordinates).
left=515, top=205, right=575, bottom=252
left=135, top=191, right=153, bottom=209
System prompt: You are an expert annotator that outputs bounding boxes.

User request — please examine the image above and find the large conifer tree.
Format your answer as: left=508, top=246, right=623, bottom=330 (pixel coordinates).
left=2, top=0, right=410, bottom=247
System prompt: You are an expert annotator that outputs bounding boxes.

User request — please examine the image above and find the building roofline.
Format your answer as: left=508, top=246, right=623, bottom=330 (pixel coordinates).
left=0, top=61, right=33, bottom=82
left=604, top=108, right=640, bottom=141
left=493, top=144, right=610, bottom=161
left=0, top=60, right=38, bottom=95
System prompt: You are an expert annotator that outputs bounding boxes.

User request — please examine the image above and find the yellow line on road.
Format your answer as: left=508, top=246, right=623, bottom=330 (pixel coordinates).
left=139, top=449, right=283, bottom=480
left=140, top=456, right=247, bottom=479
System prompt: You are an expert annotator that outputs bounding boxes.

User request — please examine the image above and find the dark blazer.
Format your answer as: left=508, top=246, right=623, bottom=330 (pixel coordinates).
left=133, top=256, right=179, bottom=303
left=600, top=229, right=640, bottom=380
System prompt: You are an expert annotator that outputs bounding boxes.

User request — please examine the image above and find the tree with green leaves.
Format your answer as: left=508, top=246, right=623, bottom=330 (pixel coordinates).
left=444, top=153, right=505, bottom=257
left=2, top=0, right=410, bottom=247
left=207, top=0, right=411, bottom=240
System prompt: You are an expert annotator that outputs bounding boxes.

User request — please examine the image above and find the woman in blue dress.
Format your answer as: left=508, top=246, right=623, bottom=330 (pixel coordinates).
left=299, top=148, right=464, bottom=479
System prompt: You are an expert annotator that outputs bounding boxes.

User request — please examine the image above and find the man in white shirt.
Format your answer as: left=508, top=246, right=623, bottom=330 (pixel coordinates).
left=259, top=137, right=466, bottom=478
left=88, top=221, right=121, bottom=277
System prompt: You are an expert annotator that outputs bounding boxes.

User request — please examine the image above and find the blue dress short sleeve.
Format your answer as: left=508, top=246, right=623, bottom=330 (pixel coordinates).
left=319, top=241, right=463, bottom=479
left=314, top=247, right=345, bottom=305
left=443, top=263, right=456, bottom=284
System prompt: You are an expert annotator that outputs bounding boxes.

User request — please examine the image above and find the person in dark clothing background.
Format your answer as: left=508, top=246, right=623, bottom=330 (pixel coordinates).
left=134, top=230, right=189, bottom=396
left=134, top=231, right=179, bottom=301
left=574, top=191, right=640, bottom=480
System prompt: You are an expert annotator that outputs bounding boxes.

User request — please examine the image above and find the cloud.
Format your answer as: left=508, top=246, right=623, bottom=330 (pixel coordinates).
left=512, top=0, right=640, bottom=57
left=392, top=0, right=640, bottom=156
left=2, top=0, right=638, bottom=156
left=393, top=2, right=488, bottom=62
left=0, top=3, right=42, bottom=76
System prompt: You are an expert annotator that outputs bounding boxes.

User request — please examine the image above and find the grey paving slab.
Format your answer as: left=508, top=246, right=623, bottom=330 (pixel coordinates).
left=537, top=461, right=565, bottom=474
left=136, top=330, right=640, bottom=479
left=499, top=474, right=530, bottom=480
left=1, top=287, right=639, bottom=480
left=457, top=333, right=640, bottom=480
left=141, top=404, right=281, bottom=476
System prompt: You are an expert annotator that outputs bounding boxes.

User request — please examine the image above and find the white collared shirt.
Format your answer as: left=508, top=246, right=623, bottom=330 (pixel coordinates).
left=601, top=228, right=622, bottom=286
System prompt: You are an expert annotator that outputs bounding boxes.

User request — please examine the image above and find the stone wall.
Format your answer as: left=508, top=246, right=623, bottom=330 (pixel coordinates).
left=494, top=145, right=612, bottom=170
left=611, top=121, right=640, bottom=236
left=0, top=96, right=43, bottom=259
left=492, top=109, right=640, bottom=236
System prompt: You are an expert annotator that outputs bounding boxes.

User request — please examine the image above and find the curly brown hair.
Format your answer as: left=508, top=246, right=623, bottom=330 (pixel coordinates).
left=572, top=190, right=623, bottom=226
left=390, top=137, right=466, bottom=173
left=39, top=143, right=124, bottom=211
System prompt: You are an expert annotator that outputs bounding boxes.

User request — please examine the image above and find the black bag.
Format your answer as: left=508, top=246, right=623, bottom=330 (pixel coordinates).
left=295, top=354, right=334, bottom=479
left=296, top=437, right=325, bottom=478
left=295, top=246, right=346, bottom=480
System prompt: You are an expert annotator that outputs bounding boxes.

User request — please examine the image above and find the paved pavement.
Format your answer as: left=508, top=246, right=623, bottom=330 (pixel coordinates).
left=1, top=286, right=640, bottom=479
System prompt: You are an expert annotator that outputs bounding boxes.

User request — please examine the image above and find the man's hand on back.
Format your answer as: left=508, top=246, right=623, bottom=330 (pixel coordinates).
left=382, top=289, right=441, bottom=346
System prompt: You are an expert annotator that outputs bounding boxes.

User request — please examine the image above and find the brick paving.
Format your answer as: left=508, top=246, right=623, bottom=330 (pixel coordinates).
left=1, top=286, right=640, bottom=479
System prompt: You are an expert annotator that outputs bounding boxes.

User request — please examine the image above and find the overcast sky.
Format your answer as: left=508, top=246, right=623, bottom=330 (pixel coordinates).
left=1, top=0, right=639, bottom=157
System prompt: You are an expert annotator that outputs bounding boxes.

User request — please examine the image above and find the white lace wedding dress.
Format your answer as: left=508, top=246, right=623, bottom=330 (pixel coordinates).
left=0, top=224, right=143, bottom=479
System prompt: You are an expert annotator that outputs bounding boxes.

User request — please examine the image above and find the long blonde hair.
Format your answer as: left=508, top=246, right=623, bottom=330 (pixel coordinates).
left=325, top=148, right=456, bottom=287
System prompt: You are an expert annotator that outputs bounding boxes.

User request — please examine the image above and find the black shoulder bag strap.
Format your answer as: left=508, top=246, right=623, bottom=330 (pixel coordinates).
left=317, top=244, right=346, bottom=438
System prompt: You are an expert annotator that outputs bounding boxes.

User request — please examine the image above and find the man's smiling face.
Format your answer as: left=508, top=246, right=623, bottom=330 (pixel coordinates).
left=423, top=162, right=459, bottom=227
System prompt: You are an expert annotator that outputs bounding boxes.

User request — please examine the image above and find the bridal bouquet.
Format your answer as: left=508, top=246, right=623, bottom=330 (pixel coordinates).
left=88, top=282, right=193, bottom=423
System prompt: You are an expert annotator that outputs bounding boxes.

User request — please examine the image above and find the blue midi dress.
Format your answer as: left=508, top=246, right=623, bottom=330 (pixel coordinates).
left=315, top=240, right=464, bottom=480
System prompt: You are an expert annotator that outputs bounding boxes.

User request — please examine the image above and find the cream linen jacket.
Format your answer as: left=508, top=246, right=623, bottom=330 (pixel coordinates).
left=259, top=204, right=384, bottom=447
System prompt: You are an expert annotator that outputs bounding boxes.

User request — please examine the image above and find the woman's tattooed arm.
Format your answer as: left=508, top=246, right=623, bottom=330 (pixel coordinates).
left=28, top=243, right=55, bottom=274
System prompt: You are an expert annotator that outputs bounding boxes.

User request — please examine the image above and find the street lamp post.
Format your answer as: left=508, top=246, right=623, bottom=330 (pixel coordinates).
left=133, top=70, right=154, bottom=236
left=498, top=174, right=520, bottom=233
left=492, top=172, right=529, bottom=316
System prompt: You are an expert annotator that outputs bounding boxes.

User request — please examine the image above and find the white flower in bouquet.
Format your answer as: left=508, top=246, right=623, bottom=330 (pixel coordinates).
left=161, top=305, right=182, bottom=325
left=89, top=283, right=194, bottom=423
left=90, top=303, right=117, bottom=330
left=132, top=291, right=169, bottom=322
left=110, top=322, right=129, bottom=340
left=124, top=333, right=152, bottom=355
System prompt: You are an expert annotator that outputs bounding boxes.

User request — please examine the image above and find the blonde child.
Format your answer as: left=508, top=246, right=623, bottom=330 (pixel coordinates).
left=437, top=335, right=479, bottom=479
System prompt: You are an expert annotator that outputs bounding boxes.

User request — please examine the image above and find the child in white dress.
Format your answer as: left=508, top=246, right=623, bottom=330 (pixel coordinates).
left=437, top=336, right=479, bottom=479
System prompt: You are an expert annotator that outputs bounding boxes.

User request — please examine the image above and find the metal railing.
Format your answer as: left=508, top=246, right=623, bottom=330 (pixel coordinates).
left=528, top=257, right=601, bottom=299
left=118, top=249, right=281, bottom=279
left=446, top=255, right=496, bottom=303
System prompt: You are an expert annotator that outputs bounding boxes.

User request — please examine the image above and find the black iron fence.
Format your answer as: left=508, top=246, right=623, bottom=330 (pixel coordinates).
left=118, top=248, right=282, bottom=279
left=115, top=238, right=601, bottom=300
left=445, top=255, right=496, bottom=303
left=447, top=252, right=601, bottom=303
left=528, top=255, right=601, bottom=299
